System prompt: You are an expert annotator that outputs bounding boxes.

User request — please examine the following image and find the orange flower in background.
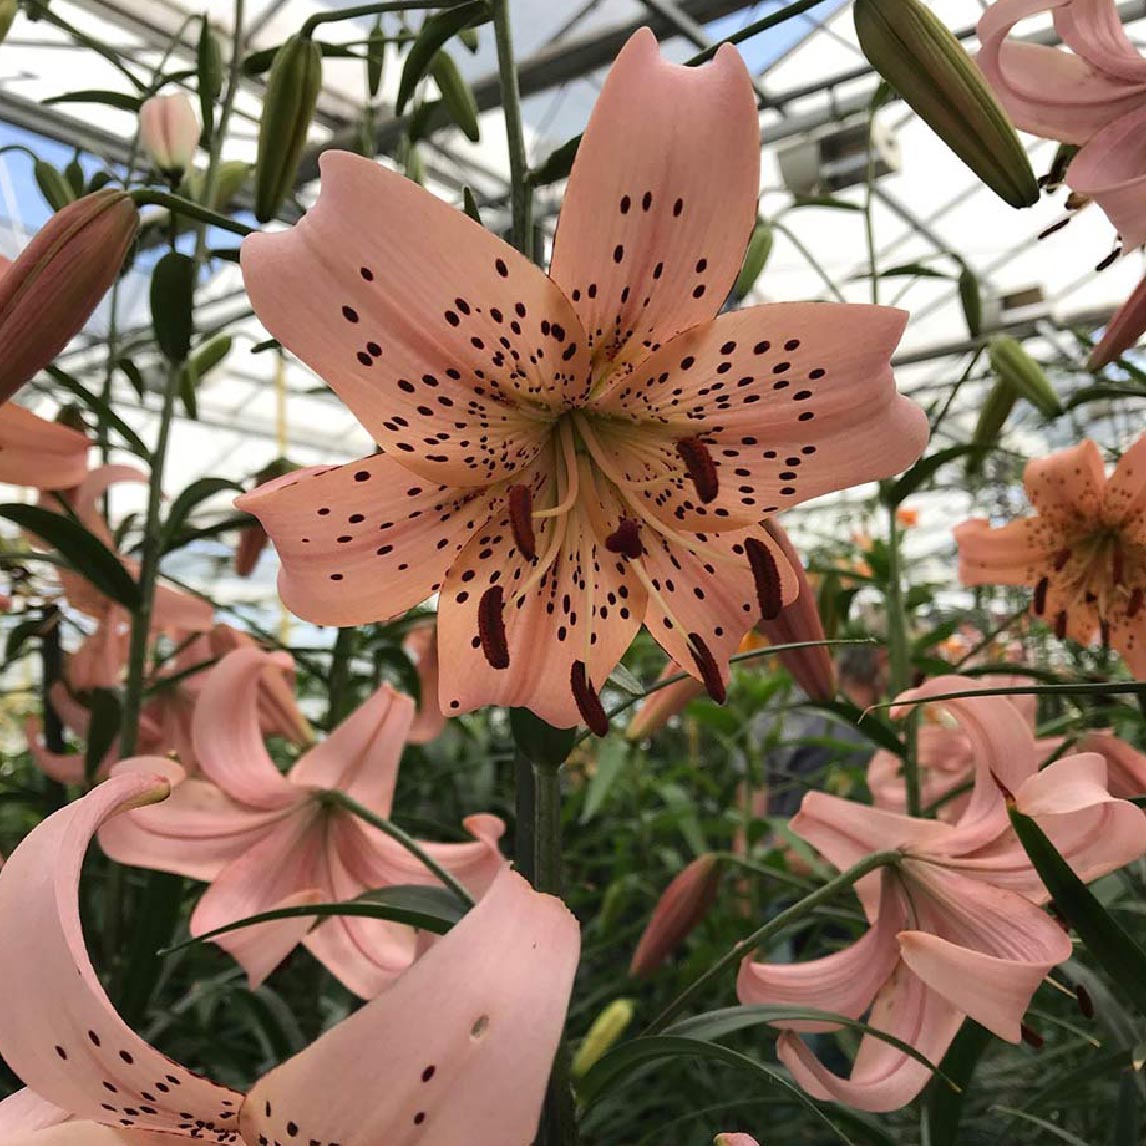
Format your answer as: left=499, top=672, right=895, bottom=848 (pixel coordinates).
left=955, top=434, right=1146, bottom=674
left=896, top=506, right=919, bottom=528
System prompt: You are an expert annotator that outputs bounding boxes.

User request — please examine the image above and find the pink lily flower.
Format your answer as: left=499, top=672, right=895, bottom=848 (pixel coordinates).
left=977, top=0, right=1146, bottom=365
left=404, top=620, right=447, bottom=744
left=738, top=676, right=1146, bottom=1112
left=138, top=92, right=199, bottom=174
left=955, top=433, right=1146, bottom=675
left=99, top=646, right=507, bottom=996
left=237, top=28, right=928, bottom=733
left=0, top=404, right=89, bottom=490
left=716, top=1136, right=760, bottom=1146
left=0, top=771, right=579, bottom=1146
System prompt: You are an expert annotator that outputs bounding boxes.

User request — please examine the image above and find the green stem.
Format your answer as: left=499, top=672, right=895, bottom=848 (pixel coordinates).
left=532, top=761, right=563, bottom=896
left=326, top=626, right=359, bottom=728
left=643, top=850, right=902, bottom=1036
left=884, top=499, right=918, bottom=815
left=24, top=0, right=148, bottom=90
left=491, top=0, right=532, bottom=258
left=686, top=0, right=827, bottom=63
left=864, top=109, right=879, bottom=306
left=301, top=0, right=449, bottom=35
left=131, top=190, right=253, bottom=237
left=325, top=790, right=474, bottom=906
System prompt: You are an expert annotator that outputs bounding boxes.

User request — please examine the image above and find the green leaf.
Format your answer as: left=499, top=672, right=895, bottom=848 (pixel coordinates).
left=921, top=1021, right=992, bottom=1146
left=44, top=89, right=142, bottom=112
left=1009, top=805, right=1146, bottom=1015
left=581, top=736, right=628, bottom=824
left=116, top=356, right=147, bottom=401
left=884, top=445, right=985, bottom=506
left=45, top=365, right=150, bottom=459
left=150, top=252, right=196, bottom=363
left=990, top=1107, right=1091, bottom=1145
left=33, top=160, right=74, bottom=211
left=5, top=616, right=43, bottom=663
left=367, top=18, right=386, bottom=98
left=528, top=132, right=581, bottom=187
left=162, top=884, right=466, bottom=954
left=806, top=698, right=905, bottom=757
left=0, top=503, right=139, bottom=609
left=850, top=261, right=950, bottom=282
left=1110, top=1071, right=1139, bottom=1146
left=83, top=687, right=121, bottom=782
left=607, top=663, right=644, bottom=695
left=462, top=185, right=481, bottom=224
left=160, top=477, right=243, bottom=553
left=577, top=1035, right=857, bottom=1144
left=396, top=1, right=489, bottom=115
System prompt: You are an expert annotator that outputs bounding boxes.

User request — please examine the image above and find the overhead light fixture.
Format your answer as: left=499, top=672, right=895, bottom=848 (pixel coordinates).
left=777, top=118, right=901, bottom=196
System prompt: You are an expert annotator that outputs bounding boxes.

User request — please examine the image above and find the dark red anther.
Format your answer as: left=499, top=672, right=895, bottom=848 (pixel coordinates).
left=1075, top=983, right=1094, bottom=1019
left=1053, top=548, right=1072, bottom=572
left=745, top=536, right=783, bottom=620
left=1033, top=576, right=1049, bottom=616
left=571, top=660, right=608, bottom=736
left=508, top=484, right=536, bottom=561
left=1129, top=587, right=1145, bottom=618
left=1020, top=1023, right=1044, bottom=1049
left=688, top=633, right=726, bottom=704
left=1054, top=609, right=1069, bottom=640
left=1100, top=619, right=1111, bottom=650
left=676, top=436, right=719, bottom=504
left=605, top=518, right=643, bottom=559
left=1096, top=246, right=1122, bottom=272
left=1112, top=540, right=1125, bottom=587
left=477, top=586, right=510, bottom=670
left=1037, top=217, right=1071, bottom=240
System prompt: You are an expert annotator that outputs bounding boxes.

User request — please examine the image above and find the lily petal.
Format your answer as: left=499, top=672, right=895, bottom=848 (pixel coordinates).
left=954, top=517, right=1054, bottom=587
left=1076, top=729, right=1146, bottom=797
left=1024, top=439, right=1107, bottom=526
left=549, top=28, right=759, bottom=375
left=1067, top=102, right=1146, bottom=251
left=0, top=1089, right=69, bottom=1135
left=404, top=622, right=446, bottom=744
left=626, top=660, right=705, bottom=739
left=238, top=868, right=579, bottom=1146
left=236, top=453, right=491, bottom=628
left=0, top=405, right=89, bottom=490
left=0, top=772, right=244, bottom=1134
left=1054, top=0, right=1146, bottom=81
left=241, top=150, right=588, bottom=488
left=1090, top=270, right=1146, bottom=369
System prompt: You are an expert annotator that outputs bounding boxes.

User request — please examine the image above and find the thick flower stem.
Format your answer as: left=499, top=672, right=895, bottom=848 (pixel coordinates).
left=642, top=849, right=903, bottom=1036
left=325, top=789, right=475, bottom=906
left=491, top=0, right=533, bottom=259
left=884, top=498, right=920, bottom=815
left=532, top=760, right=564, bottom=896
left=130, top=190, right=254, bottom=238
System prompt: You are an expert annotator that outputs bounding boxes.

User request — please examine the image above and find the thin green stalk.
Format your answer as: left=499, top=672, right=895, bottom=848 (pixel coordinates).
left=325, top=790, right=474, bottom=905
left=326, top=626, right=359, bottom=728
left=491, top=0, right=532, bottom=258
left=131, top=190, right=254, bottom=237
left=884, top=499, right=919, bottom=815
left=24, top=0, right=148, bottom=90
left=643, top=850, right=902, bottom=1036
left=687, top=0, right=827, bottom=63
left=772, top=222, right=846, bottom=302
left=864, top=109, right=879, bottom=306
left=301, top=0, right=451, bottom=35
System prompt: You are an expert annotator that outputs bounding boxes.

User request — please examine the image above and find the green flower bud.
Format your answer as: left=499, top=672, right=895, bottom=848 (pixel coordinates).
left=733, top=219, right=774, bottom=301
left=957, top=263, right=981, bottom=338
left=0, top=0, right=16, bottom=44
left=367, top=18, right=385, bottom=99
left=572, top=999, right=635, bottom=1078
left=430, top=50, right=480, bottom=143
left=853, top=0, right=1038, bottom=208
left=970, top=376, right=1018, bottom=471
left=254, top=33, right=322, bottom=223
left=989, top=336, right=1061, bottom=418
left=33, top=160, right=75, bottom=212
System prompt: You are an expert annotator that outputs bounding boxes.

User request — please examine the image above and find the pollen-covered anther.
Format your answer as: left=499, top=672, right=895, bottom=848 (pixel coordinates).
left=605, top=518, right=643, bottom=559
left=745, top=536, right=783, bottom=620
left=1032, top=575, right=1049, bottom=616
left=1020, top=1023, right=1044, bottom=1050
left=571, top=660, right=608, bottom=736
left=1111, top=540, right=1125, bottom=586
left=688, top=633, right=726, bottom=704
left=1054, top=609, right=1069, bottom=640
left=508, top=483, right=536, bottom=560
left=1129, top=587, right=1144, bottom=618
left=676, top=435, right=719, bottom=504
left=1053, top=548, right=1072, bottom=571
left=477, top=585, right=510, bottom=670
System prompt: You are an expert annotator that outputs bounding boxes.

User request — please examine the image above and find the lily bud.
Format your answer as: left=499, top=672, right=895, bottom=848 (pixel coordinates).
left=0, top=0, right=18, bottom=45
left=626, top=662, right=704, bottom=740
left=733, top=218, right=773, bottom=300
left=988, top=336, right=1061, bottom=417
left=715, top=1136, right=761, bottom=1146
left=957, top=262, right=981, bottom=338
left=757, top=520, right=836, bottom=701
left=969, top=375, right=1018, bottom=469
left=139, top=92, right=200, bottom=175
left=854, top=0, right=1038, bottom=208
left=630, top=854, right=722, bottom=978
left=571, top=998, right=635, bottom=1078
left=0, top=189, right=138, bottom=407
left=255, top=34, right=323, bottom=222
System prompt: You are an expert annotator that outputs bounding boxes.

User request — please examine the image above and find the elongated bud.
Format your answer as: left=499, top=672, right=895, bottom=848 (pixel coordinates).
left=757, top=520, right=836, bottom=701
left=969, top=375, right=1018, bottom=472
left=630, top=854, right=722, bottom=977
left=854, top=0, right=1037, bottom=208
left=366, top=18, right=385, bottom=99
left=431, top=50, right=480, bottom=143
left=733, top=218, right=773, bottom=300
left=255, top=34, right=323, bottom=222
left=140, top=92, right=200, bottom=176
left=626, top=661, right=705, bottom=740
left=197, top=17, right=223, bottom=145
left=958, top=262, right=981, bottom=338
left=0, top=0, right=17, bottom=44
left=988, top=336, right=1061, bottom=417
left=34, top=160, right=74, bottom=212
left=571, top=999, right=635, bottom=1078
left=0, top=190, right=138, bottom=407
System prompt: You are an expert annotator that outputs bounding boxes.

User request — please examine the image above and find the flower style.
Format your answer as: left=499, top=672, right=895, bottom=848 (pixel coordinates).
left=0, top=404, right=89, bottom=490
left=955, top=433, right=1146, bottom=674
left=237, top=28, right=928, bottom=733
left=738, top=676, right=1146, bottom=1112
left=977, top=0, right=1146, bottom=365
left=99, top=646, right=507, bottom=997
left=0, top=772, right=579, bottom=1146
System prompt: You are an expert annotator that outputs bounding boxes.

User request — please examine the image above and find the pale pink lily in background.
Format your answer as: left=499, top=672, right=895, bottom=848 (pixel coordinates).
left=404, top=620, right=446, bottom=744
left=0, top=772, right=579, bottom=1146
left=715, top=1135, right=760, bottom=1146
left=739, top=676, right=1146, bottom=1112
left=238, top=27, right=927, bottom=734
left=955, top=433, right=1146, bottom=675
left=100, top=646, right=507, bottom=997
left=138, top=91, right=199, bottom=174
left=977, top=0, right=1146, bottom=365
left=0, top=404, right=89, bottom=490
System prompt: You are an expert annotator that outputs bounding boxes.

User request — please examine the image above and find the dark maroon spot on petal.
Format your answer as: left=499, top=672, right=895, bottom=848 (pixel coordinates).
left=367, top=341, right=382, bottom=357
left=495, top=258, right=509, bottom=277
left=673, top=197, right=683, bottom=217
left=360, top=266, right=374, bottom=281
left=286, top=1123, right=298, bottom=1137
left=354, top=470, right=370, bottom=482
left=422, top=1065, right=436, bottom=1082
left=613, top=244, right=624, bottom=264
left=55, top=1045, right=67, bottom=1060
left=642, top=190, right=653, bottom=211
left=745, top=537, right=783, bottom=620
left=676, top=437, right=718, bottom=504
left=356, top=351, right=372, bottom=367
left=605, top=518, right=642, bottom=559
left=1032, top=576, right=1048, bottom=616
left=88, top=1031, right=101, bottom=1047
left=571, top=660, right=608, bottom=736
left=698, top=259, right=709, bottom=274
left=652, top=263, right=663, bottom=280
left=620, top=195, right=631, bottom=214
left=688, top=633, right=725, bottom=703
left=508, top=484, right=536, bottom=561
left=342, top=305, right=358, bottom=323
left=119, top=1051, right=134, bottom=1064
left=445, top=310, right=460, bottom=326
left=413, top=1112, right=426, bottom=1125
left=478, top=586, right=510, bottom=670
left=692, top=284, right=706, bottom=299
